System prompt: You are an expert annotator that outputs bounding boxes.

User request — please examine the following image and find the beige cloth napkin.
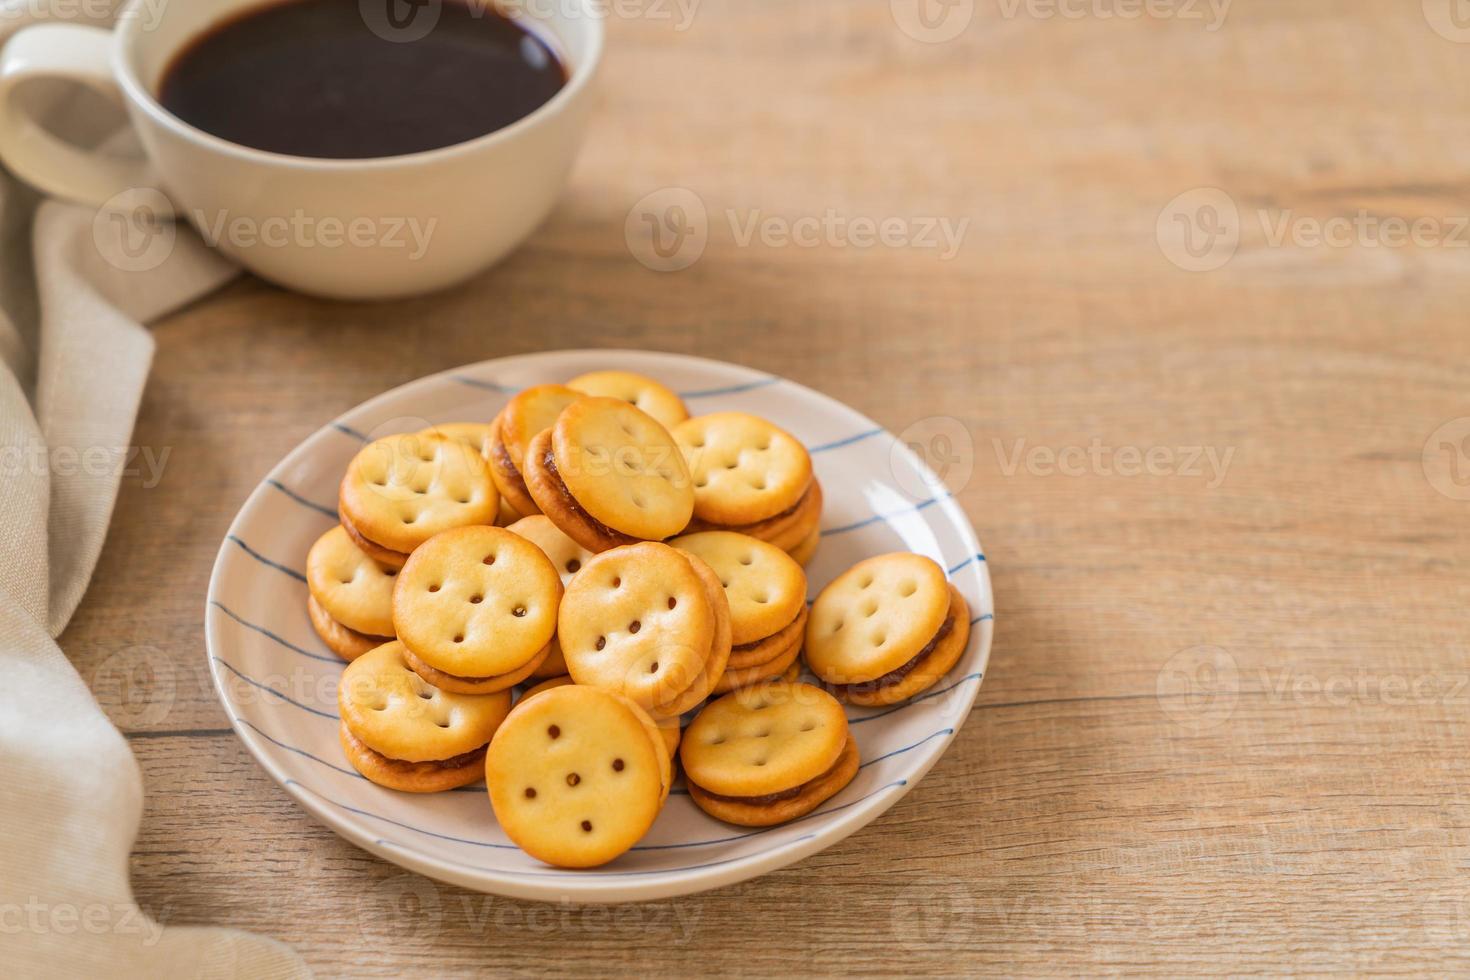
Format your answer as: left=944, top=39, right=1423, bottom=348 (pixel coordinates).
left=0, top=3, right=309, bottom=976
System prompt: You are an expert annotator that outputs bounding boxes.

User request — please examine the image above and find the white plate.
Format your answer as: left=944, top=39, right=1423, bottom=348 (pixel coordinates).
left=205, top=349, right=994, bottom=903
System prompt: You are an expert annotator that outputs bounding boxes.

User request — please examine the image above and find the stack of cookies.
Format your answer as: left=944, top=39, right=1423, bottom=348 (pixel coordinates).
left=300, top=366, right=972, bottom=868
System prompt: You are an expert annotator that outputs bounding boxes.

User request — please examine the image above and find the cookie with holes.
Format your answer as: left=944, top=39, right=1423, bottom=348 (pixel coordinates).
left=559, top=542, right=730, bottom=720
left=505, top=515, right=595, bottom=678
left=305, top=526, right=397, bottom=661
left=788, top=526, right=820, bottom=567
left=487, top=685, right=670, bottom=867
left=424, top=422, right=519, bottom=524
left=671, top=531, right=809, bottom=693
left=805, top=553, right=971, bottom=707
left=565, top=370, right=689, bottom=432
left=674, top=412, right=816, bottom=541
left=519, top=673, right=682, bottom=756
left=393, top=526, right=563, bottom=695
left=487, top=384, right=585, bottom=519
left=523, top=397, right=694, bottom=553
left=339, top=431, right=498, bottom=568
left=338, top=641, right=513, bottom=792
left=682, top=681, right=858, bottom=826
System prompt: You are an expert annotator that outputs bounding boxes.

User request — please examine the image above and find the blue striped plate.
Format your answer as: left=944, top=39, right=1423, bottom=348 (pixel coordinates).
left=205, top=349, right=993, bottom=903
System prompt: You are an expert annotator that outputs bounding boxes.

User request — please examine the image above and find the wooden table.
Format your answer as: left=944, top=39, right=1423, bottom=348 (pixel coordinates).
left=64, top=0, right=1470, bottom=974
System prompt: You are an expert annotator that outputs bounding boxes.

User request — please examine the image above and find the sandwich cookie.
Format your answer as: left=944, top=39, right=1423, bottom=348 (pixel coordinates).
left=486, top=685, right=670, bottom=867
left=519, top=672, right=680, bottom=756
left=428, top=422, right=521, bottom=524
left=674, top=413, right=821, bottom=555
left=788, top=526, right=820, bottom=567
left=805, top=553, right=971, bottom=706
left=523, top=397, right=694, bottom=553
left=565, top=370, right=689, bottom=432
left=487, top=385, right=584, bottom=519
left=671, top=531, right=808, bottom=694
left=559, top=542, right=730, bottom=720
left=305, top=526, right=397, bottom=661
left=393, top=526, right=563, bottom=694
left=339, top=431, right=498, bottom=568
left=338, top=642, right=512, bottom=792
left=504, top=515, right=595, bottom=678
left=682, top=681, right=858, bottom=826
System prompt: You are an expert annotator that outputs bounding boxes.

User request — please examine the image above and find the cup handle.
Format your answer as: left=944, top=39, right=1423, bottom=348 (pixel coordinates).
left=0, top=23, right=157, bottom=209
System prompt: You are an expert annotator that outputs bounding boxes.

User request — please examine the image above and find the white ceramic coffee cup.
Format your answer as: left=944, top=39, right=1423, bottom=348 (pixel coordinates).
left=0, top=0, right=602, bottom=299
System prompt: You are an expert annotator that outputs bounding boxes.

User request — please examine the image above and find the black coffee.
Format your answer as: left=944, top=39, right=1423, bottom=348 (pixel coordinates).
left=158, top=0, right=568, bottom=159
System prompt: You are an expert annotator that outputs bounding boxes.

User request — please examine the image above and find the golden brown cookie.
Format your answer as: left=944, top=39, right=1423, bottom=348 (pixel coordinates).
left=487, top=409, right=541, bottom=519
left=670, top=531, right=806, bottom=646
left=338, top=642, right=513, bottom=792
left=647, top=552, right=732, bottom=719
left=523, top=397, right=694, bottom=553
left=559, top=542, right=723, bottom=719
left=682, top=681, right=857, bottom=826
left=486, top=685, right=668, bottom=867
left=685, top=478, right=823, bottom=554
left=307, top=525, right=397, bottom=638
left=674, top=413, right=812, bottom=527
left=788, top=526, right=820, bottom=566
left=520, top=674, right=573, bottom=701
left=339, top=431, right=498, bottom=561
left=393, top=526, right=563, bottom=693
left=308, top=594, right=388, bottom=662
left=566, top=370, right=689, bottom=431
left=429, top=422, right=496, bottom=461
left=506, top=515, right=595, bottom=678
left=805, top=554, right=970, bottom=706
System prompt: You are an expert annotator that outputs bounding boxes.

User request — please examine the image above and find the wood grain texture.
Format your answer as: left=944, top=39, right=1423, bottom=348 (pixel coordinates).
left=58, top=0, right=1470, bottom=974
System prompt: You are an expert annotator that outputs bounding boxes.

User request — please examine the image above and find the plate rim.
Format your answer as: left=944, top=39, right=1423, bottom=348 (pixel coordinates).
left=204, top=348, right=994, bottom=903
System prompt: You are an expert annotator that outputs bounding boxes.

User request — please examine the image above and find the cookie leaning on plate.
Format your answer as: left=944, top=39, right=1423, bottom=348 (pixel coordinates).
left=338, top=642, right=513, bottom=792
left=486, top=685, right=670, bottom=867
left=393, top=526, right=563, bottom=694
left=504, top=515, right=595, bottom=678
left=566, top=370, right=689, bottom=431
left=805, top=552, right=971, bottom=706
left=682, top=681, right=858, bottom=826
left=523, top=397, right=694, bottom=553
left=671, top=531, right=808, bottom=694
left=674, top=412, right=822, bottom=555
left=558, top=541, right=730, bottom=720
left=305, top=525, right=396, bottom=661
left=339, top=431, right=498, bottom=568
left=520, top=673, right=682, bottom=757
